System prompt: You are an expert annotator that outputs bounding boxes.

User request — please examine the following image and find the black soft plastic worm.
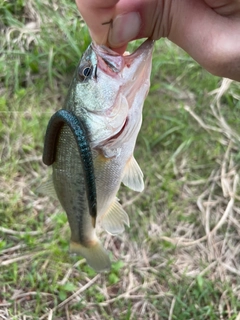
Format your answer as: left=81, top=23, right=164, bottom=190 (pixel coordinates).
left=42, top=109, right=97, bottom=226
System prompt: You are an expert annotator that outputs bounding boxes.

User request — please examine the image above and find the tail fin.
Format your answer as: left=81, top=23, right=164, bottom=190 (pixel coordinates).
left=70, top=240, right=111, bottom=272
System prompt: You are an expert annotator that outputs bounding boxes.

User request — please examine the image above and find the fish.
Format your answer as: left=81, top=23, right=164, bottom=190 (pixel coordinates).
left=41, top=39, right=154, bottom=272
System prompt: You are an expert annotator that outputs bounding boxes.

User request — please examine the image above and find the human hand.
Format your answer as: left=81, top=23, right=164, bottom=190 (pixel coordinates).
left=75, top=0, right=240, bottom=81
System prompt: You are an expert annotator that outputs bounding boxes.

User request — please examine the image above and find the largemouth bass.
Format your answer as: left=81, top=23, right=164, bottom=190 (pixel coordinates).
left=42, top=39, right=154, bottom=272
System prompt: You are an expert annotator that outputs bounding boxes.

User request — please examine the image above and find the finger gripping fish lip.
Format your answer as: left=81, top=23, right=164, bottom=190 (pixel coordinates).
left=42, top=109, right=97, bottom=222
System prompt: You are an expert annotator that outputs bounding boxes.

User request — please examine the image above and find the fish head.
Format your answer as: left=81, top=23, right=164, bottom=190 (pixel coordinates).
left=66, top=39, right=154, bottom=148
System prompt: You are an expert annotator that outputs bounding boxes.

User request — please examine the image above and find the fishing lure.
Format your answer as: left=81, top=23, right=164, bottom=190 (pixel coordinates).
left=42, top=109, right=97, bottom=227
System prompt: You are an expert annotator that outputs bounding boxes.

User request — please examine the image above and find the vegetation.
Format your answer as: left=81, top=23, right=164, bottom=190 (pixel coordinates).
left=1, top=1, right=240, bottom=319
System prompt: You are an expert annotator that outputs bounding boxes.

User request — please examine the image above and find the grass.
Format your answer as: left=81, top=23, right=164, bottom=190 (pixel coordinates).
left=1, top=1, right=240, bottom=319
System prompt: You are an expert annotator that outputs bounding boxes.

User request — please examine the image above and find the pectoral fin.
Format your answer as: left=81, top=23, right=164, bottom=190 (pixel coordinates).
left=37, top=176, right=58, bottom=199
left=101, top=198, right=129, bottom=235
left=122, top=156, right=144, bottom=192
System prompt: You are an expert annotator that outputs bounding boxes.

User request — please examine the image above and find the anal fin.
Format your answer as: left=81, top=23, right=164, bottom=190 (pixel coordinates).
left=122, top=156, right=144, bottom=192
left=101, top=198, right=129, bottom=235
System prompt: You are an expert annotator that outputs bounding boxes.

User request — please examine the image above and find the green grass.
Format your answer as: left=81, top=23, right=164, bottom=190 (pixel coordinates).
left=1, top=1, right=240, bottom=319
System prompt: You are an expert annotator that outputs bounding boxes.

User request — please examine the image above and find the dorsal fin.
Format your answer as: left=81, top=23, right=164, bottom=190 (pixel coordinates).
left=37, top=176, right=58, bottom=199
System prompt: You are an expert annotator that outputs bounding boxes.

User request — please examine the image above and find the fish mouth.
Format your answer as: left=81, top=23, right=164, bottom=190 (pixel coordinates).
left=92, top=38, right=154, bottom=58
left=124, top=39, right=155, bottom=60
left=92, top=39, right=154, bottom=74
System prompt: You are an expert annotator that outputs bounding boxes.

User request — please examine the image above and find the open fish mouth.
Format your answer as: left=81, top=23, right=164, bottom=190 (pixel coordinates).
left=123, top=39, right=155, bottom=60
left=92, top=39, right=154, bottom=60
left=92, top=39, right=154, bottom=75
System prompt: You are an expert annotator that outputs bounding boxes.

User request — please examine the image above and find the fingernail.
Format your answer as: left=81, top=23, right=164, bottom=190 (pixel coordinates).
left=108, top=12, right=141, bottom=47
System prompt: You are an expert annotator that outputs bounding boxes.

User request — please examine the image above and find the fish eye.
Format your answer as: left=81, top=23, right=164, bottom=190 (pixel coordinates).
left=83, top=66, right=92, bottom=77
left=78, top=64, right=93, bottom=82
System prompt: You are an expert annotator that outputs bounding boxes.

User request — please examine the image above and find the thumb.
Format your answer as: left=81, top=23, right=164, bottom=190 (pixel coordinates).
left=75, top=0, right=118, bottom=46
left=75, top=0, right=141, bottom=53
